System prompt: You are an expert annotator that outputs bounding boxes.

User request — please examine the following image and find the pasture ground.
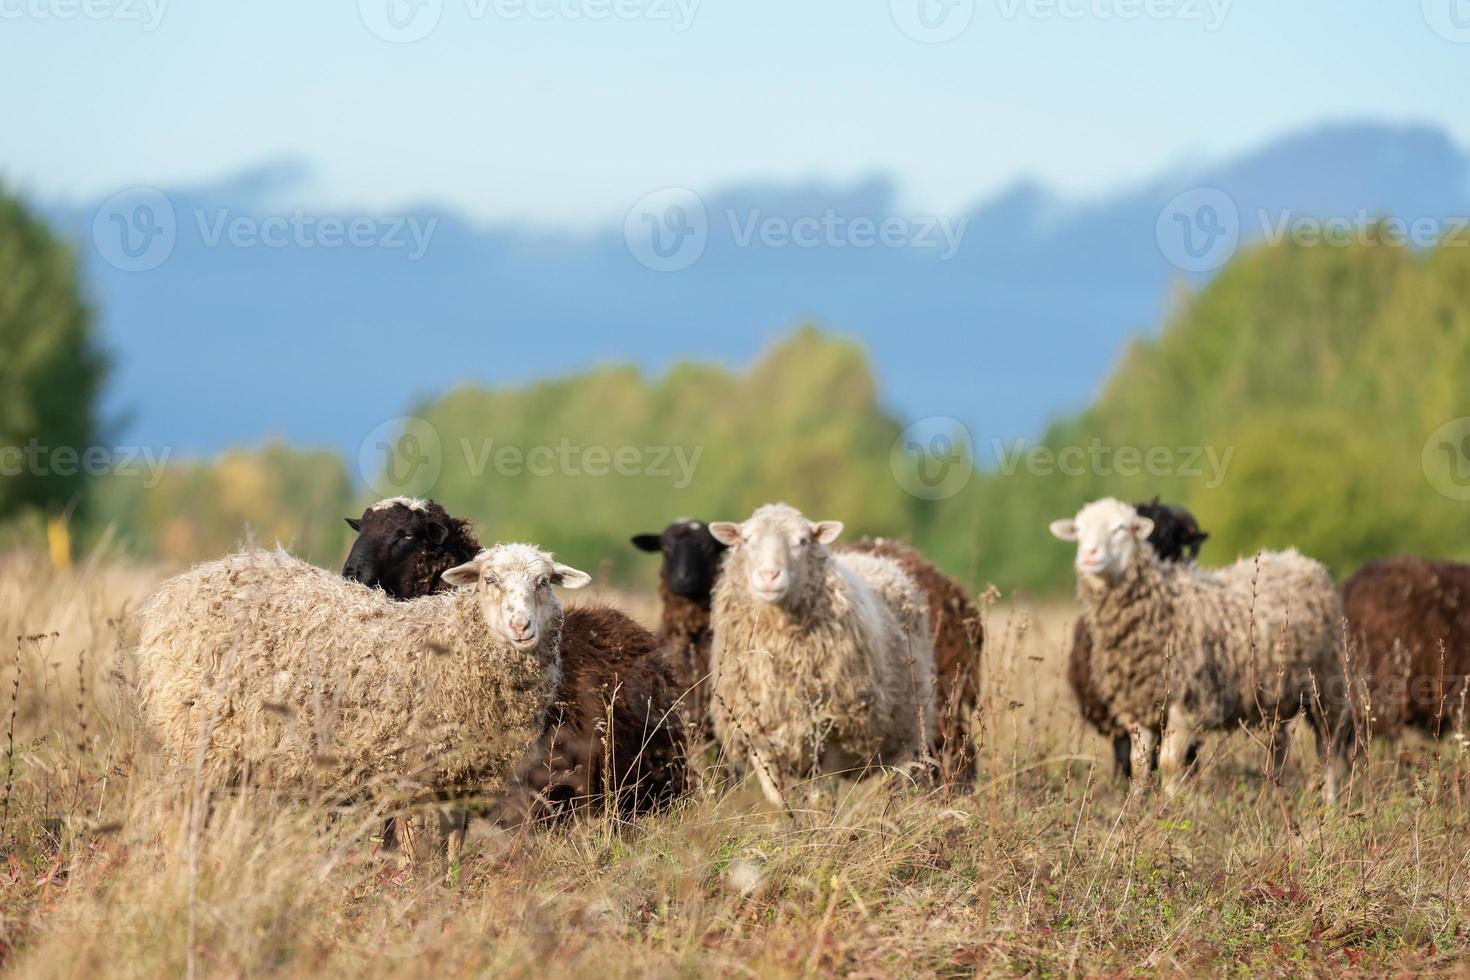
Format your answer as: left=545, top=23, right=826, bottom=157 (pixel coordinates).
left=0, top=552, right=1467, bottom=977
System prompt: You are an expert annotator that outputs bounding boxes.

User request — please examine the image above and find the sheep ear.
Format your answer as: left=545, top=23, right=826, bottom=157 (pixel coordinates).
left=426, top=520, right=451, bottom=546
left=708, top=522, right=742, bottom=547
left=1131, top=517, right=1156, bottom=540
left=631, top=534, right=662, bottom=553
left=441, top=560, right=482, bottom=588
left=550, top=563, right=592, bottom=589
left=1049, top=519, right=1078, bottom=542
left=811, top=521, right=844, bottom=545
left=345, top=517, right=362, bottom=532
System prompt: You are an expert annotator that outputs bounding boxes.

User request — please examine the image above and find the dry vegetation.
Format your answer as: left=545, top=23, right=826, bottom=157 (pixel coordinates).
left=1, top=552, right=1468, bottom=978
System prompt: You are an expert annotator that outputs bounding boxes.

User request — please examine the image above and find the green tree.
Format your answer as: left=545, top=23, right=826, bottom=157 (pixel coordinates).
left=0, top=188, right=108, bottom=522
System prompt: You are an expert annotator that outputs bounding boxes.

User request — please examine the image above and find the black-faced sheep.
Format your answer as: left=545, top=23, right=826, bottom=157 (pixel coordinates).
left=634, top=521, right=984, bottom=774
left=1051, top=498, right=1352, bottom=801
left=708, top=504, right=938, bottom=807
left=133, top=544, right=590, bottom=855
left=631, top=519, right=728, bottom=734
left=1067, top=499, right=1208, bottom=779
left=343, top=497, right=479, bottom=598
left=347, top=504, right=687, bottom=822
left=1342, top=556, right=1470, bottom=739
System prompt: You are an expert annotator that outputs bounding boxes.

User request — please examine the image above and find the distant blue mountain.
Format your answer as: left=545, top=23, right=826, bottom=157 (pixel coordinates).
left=54, top=121, right=1470, bottom=463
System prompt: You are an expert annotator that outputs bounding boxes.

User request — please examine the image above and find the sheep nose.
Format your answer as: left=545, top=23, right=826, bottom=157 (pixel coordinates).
left=509, top=616, right=532, bottom=636
left=757, top=568, right=781, bottom=586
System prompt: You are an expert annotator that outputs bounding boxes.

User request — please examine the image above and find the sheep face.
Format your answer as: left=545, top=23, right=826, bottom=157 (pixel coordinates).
left=344, top=498, right=458, bottom=597
left=1050, top=498, right=1156, bottom=582
left=442, top=544, right=591, bottom=650
left=710, top=503, right=843, bottom=606
left=1134, top=498, right=1209, bottom=564
left=631, top=519, right=727, bottom=599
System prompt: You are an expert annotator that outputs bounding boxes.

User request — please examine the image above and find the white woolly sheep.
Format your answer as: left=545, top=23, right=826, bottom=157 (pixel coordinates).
left=1051, top=498, right=1352, bottom=801
left=132, top=544, right=590, bottom=855
left=707, top=503, right=937, bottom=806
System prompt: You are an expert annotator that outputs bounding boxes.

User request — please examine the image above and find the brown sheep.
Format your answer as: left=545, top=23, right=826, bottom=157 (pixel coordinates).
left=1342, top=556, right=1470, bottom=739
left=1067, top=498, right=1208, bottom=779
left=840, top=537, right=984, bottom=777
left=346, top=501, right=687, bottom=822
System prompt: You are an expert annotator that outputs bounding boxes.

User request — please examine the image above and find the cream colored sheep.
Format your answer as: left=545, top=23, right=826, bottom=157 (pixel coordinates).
left=1051, top=498, right=1352, bottom=801
left=132, top=545, right=590, bottom=851
left=708, top=504, right=937, bottom=806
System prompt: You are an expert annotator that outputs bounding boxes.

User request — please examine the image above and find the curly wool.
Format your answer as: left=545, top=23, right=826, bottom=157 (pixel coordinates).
left=841, top=538, right=983, bottom=766
left=496, top=604, right=688, bottom=825
left=655, top=577, right=718, bottom=727
left=134, top=549, right=560, bottom=800
left=710, top=544, right=937, bottom=782
left=1342, top=556, right=1470, bottom=738
left=1082, top=546, right=1345, bottom=736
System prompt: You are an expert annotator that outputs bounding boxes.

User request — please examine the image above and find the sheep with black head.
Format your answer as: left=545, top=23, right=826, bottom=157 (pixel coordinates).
left=343, top=497, right=479, bottom=599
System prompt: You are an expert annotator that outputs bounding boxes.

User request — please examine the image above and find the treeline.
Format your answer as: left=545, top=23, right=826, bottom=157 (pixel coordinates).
left=6, top=173, right=1468, bottom=593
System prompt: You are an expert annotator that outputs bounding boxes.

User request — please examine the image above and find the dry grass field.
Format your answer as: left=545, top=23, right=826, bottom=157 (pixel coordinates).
left=1, top=550, right=1468, bottom=977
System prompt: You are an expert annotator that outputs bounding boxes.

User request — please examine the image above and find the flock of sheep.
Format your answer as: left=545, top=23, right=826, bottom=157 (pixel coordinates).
left=127, top=492, right=1470, bottom=860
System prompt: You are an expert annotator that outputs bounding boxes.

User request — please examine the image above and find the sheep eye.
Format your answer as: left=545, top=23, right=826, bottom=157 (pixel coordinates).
left=537, top=577, right=550, bottom=589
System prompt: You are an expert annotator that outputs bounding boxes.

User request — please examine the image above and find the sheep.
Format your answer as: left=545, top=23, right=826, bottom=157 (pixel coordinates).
left=634, top=521, right=983, bottom=775
left=1341, top=556, right=1470, bottom=739
left=707, top=503, right=938, bottom=806
left=1067, top=498, right=1209, bottom=779
left=840, top=537, right=984, bottom=777
left=348, top=503, right=687, bottom=822
left=631, top=519, right=728, bottom=735
left=133, top=544, right=589, bottom=854
left=1050, top=498, right=1352, bottom=801
left=343, top=497, right=480, bottom=598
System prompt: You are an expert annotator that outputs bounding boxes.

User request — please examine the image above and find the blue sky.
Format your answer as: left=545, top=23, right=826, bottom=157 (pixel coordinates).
left=3, top=0, right=1467, bottom=225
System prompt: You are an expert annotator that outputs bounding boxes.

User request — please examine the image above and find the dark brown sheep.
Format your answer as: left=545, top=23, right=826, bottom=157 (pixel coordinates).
left=1342, top=556, right=1470, bottom=739
left=839, top=538, right=984, bottom=778
left=634, top=520, right=985, bottom=778
left=631, top=520, right=726, bottom=735
left=343, top=497, right=479, bottom=598
left=345, top=501, right=687, bottom=823
left=1067, top=499, right=1208, bottom=779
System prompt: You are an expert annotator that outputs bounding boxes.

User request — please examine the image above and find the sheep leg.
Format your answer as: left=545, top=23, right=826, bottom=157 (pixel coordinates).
left=749, top=749, right=789, bottom=810
left=1158, top=710, right=1196, bottom=798
left=1266, top=721, right=1292, bottom=788
left=1318, top=707, right=1356, bottom=805
left=1128, top=724, right=1158, bottom=796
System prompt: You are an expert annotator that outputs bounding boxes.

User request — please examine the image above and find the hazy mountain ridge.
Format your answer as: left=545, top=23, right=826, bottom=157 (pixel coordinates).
left=53, top=121, right=1470, bottom=459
